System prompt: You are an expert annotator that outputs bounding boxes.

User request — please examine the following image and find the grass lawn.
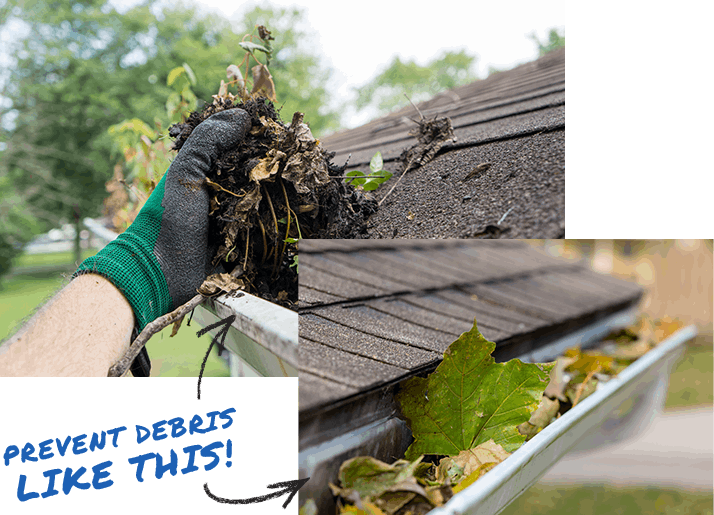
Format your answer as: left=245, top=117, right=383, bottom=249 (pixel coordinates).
left=499, top=484, right=713, bottom=515
left=1, top=249, right=229, bottom=377
left=665, top=335, right=714, bottom=410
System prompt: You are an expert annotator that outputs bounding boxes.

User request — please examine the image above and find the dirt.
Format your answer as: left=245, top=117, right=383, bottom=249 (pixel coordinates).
left=169, top=97, right=377, bottom=310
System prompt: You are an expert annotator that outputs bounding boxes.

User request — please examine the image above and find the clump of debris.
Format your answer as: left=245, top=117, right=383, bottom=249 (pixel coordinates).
left=169, top=96, right=377, bottom=310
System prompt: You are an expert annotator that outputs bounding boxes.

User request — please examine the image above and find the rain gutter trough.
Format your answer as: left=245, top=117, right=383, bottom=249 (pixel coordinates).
left=299, top=307, right=697, bottom=513
left=431, top=323, right=697, bottom=515
left=192, top=295, right=298, bottom=377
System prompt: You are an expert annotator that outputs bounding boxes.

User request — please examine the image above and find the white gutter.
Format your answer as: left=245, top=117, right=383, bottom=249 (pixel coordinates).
left=430, top=324, right=698, bottom=515
left=192, top=295, right=298, bottom=377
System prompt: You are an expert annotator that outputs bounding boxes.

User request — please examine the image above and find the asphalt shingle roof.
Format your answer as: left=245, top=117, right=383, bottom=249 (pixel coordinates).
left=299, top=240, right=641, bottom=417
left=321, top=49, right=565, bottom=238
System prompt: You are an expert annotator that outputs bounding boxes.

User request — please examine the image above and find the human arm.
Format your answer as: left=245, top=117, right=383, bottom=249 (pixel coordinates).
left=0, top=274, right=134, bottom=376
left=0, top=109, right=251, bottom=376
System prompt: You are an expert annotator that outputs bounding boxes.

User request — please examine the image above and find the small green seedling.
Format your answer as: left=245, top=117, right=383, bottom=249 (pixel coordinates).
left=345, top=152, right=393, bottom=191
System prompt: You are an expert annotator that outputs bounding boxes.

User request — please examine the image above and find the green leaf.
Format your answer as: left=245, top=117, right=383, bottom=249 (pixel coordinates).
left=370, top=151, right=383, bottom=173
left=336, top=456, right=429, bottom=501
left=397, top=320, right=553, bottom=458
left=167, top=66, right=185, bottom=87
left=362, top=170, right=393, bottom=191
left=239, top=41, right=271, bottom=55
left=345, top=170, right=367, bottom=186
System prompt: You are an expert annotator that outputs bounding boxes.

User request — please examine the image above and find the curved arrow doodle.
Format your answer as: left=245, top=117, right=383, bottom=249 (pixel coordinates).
left=196, top=315, right=236, bottom=400
left=204, top=478, right=309, bottom=508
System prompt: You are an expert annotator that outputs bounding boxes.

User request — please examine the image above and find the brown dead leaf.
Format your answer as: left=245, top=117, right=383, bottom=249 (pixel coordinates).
left=608, top=338, right=653, bottom=361
left=276, top=113, right=330, bottom=196
left=436, top=439, right=510, bottom=485
left=251, top=63, right=277, bottom=102
left=257, top=25, right=274, bottom=41
left=517, top=396, right=560, bottom=440
left=249, top=148, right=286, bottom=183
left=198, top=273, right=245, bottom=297
left=564, top=347, right=616, bottom=376
left=653, top=316, right=685, bottom=343
left=544, top=356, right=576, bottom=401
left=217, top=79, right=228, bottom=98
left=226, top=64, right=247, bottom=98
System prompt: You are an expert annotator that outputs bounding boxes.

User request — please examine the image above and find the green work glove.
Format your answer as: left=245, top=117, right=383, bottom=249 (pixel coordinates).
left=74, top=109, right=250, bottom=369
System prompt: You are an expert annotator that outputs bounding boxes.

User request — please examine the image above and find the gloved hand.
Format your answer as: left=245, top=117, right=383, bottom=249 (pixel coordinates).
left=74, top=109, right=251, bottom=375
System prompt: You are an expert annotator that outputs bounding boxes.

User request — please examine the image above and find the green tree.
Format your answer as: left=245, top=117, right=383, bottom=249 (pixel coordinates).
left=1, top=0, right=169, bottom=270
left=0, top=0, right=337, bottom=281
left=354, top=49, right=478, bottom=117
left=529, top=28, right=565, bottom=56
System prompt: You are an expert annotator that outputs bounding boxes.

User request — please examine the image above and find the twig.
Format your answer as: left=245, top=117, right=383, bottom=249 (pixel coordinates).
left=378, top=166, right=409, bottom=207
left=108, top=263, right=245, bottom=377
left=278, top=177, right=292, bottom=263
left=258, top=218, right=267, bottom=264
left=108, top=294, right=206, bottom=377
left=404, top=93, right=424, bottom=120
left=332, top=174, right=391, bottom=180
left=263, top=185, right=279, bottom=276
left=242, top=227, right=250, bottom=271
left=205, top=177, right=247, bottom=198
left=572, top=366, right=600, bottom=407
left=498, top=205, right=515, bottom=225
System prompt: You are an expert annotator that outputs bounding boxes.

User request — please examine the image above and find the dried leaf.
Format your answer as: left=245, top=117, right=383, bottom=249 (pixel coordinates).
left=653, top=315, right=685, bottom=343
left=452, top=463, right=498, bottom=494
left=607, top=338, right=653, bottom=361
left=225, top=64, right=247, bottom=98
left=257, top=25, right=274, bottom=42
left=198, top=273, right=245, bottom=297
left=251, top=63, right=277, bottom=102
left=339, top=502, right=386, bottom=515
left=217, top=80, right=228, bottom=98
left=517, top=396, right=560, bottom=440
left=226, top=64, right=242, bottom=82
left=249, top=148, right=286, bottom=183
left=282, top=147, right=330, bottom=195
left=402, top=116, right=457, bottom=174
left=436, top=439, right=510, bottom=484
left=397, top=320, right=553, bottom=459
left=280, top=118, right=331, bottom=195
left=543, top=356, right=576, bottom=401
left=333, top=457, right=435, bottom=515
left=564, top=347, right=617, bottom=377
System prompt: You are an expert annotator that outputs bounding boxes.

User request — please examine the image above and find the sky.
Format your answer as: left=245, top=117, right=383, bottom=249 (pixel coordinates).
left=190, top=0, right=565, bottom=127
left=0, top=0, right=563, bottom=130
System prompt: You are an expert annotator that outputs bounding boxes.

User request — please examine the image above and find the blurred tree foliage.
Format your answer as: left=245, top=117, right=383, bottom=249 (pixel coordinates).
left=529, top=28, right=565, bottom=57
left=354, top=49, right=478, bottom=117
left=0, top=0, right=337, bottom=281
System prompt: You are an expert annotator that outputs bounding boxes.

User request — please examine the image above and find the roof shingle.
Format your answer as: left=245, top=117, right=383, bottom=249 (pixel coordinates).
left=321, top=49, right=565, bottom=238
